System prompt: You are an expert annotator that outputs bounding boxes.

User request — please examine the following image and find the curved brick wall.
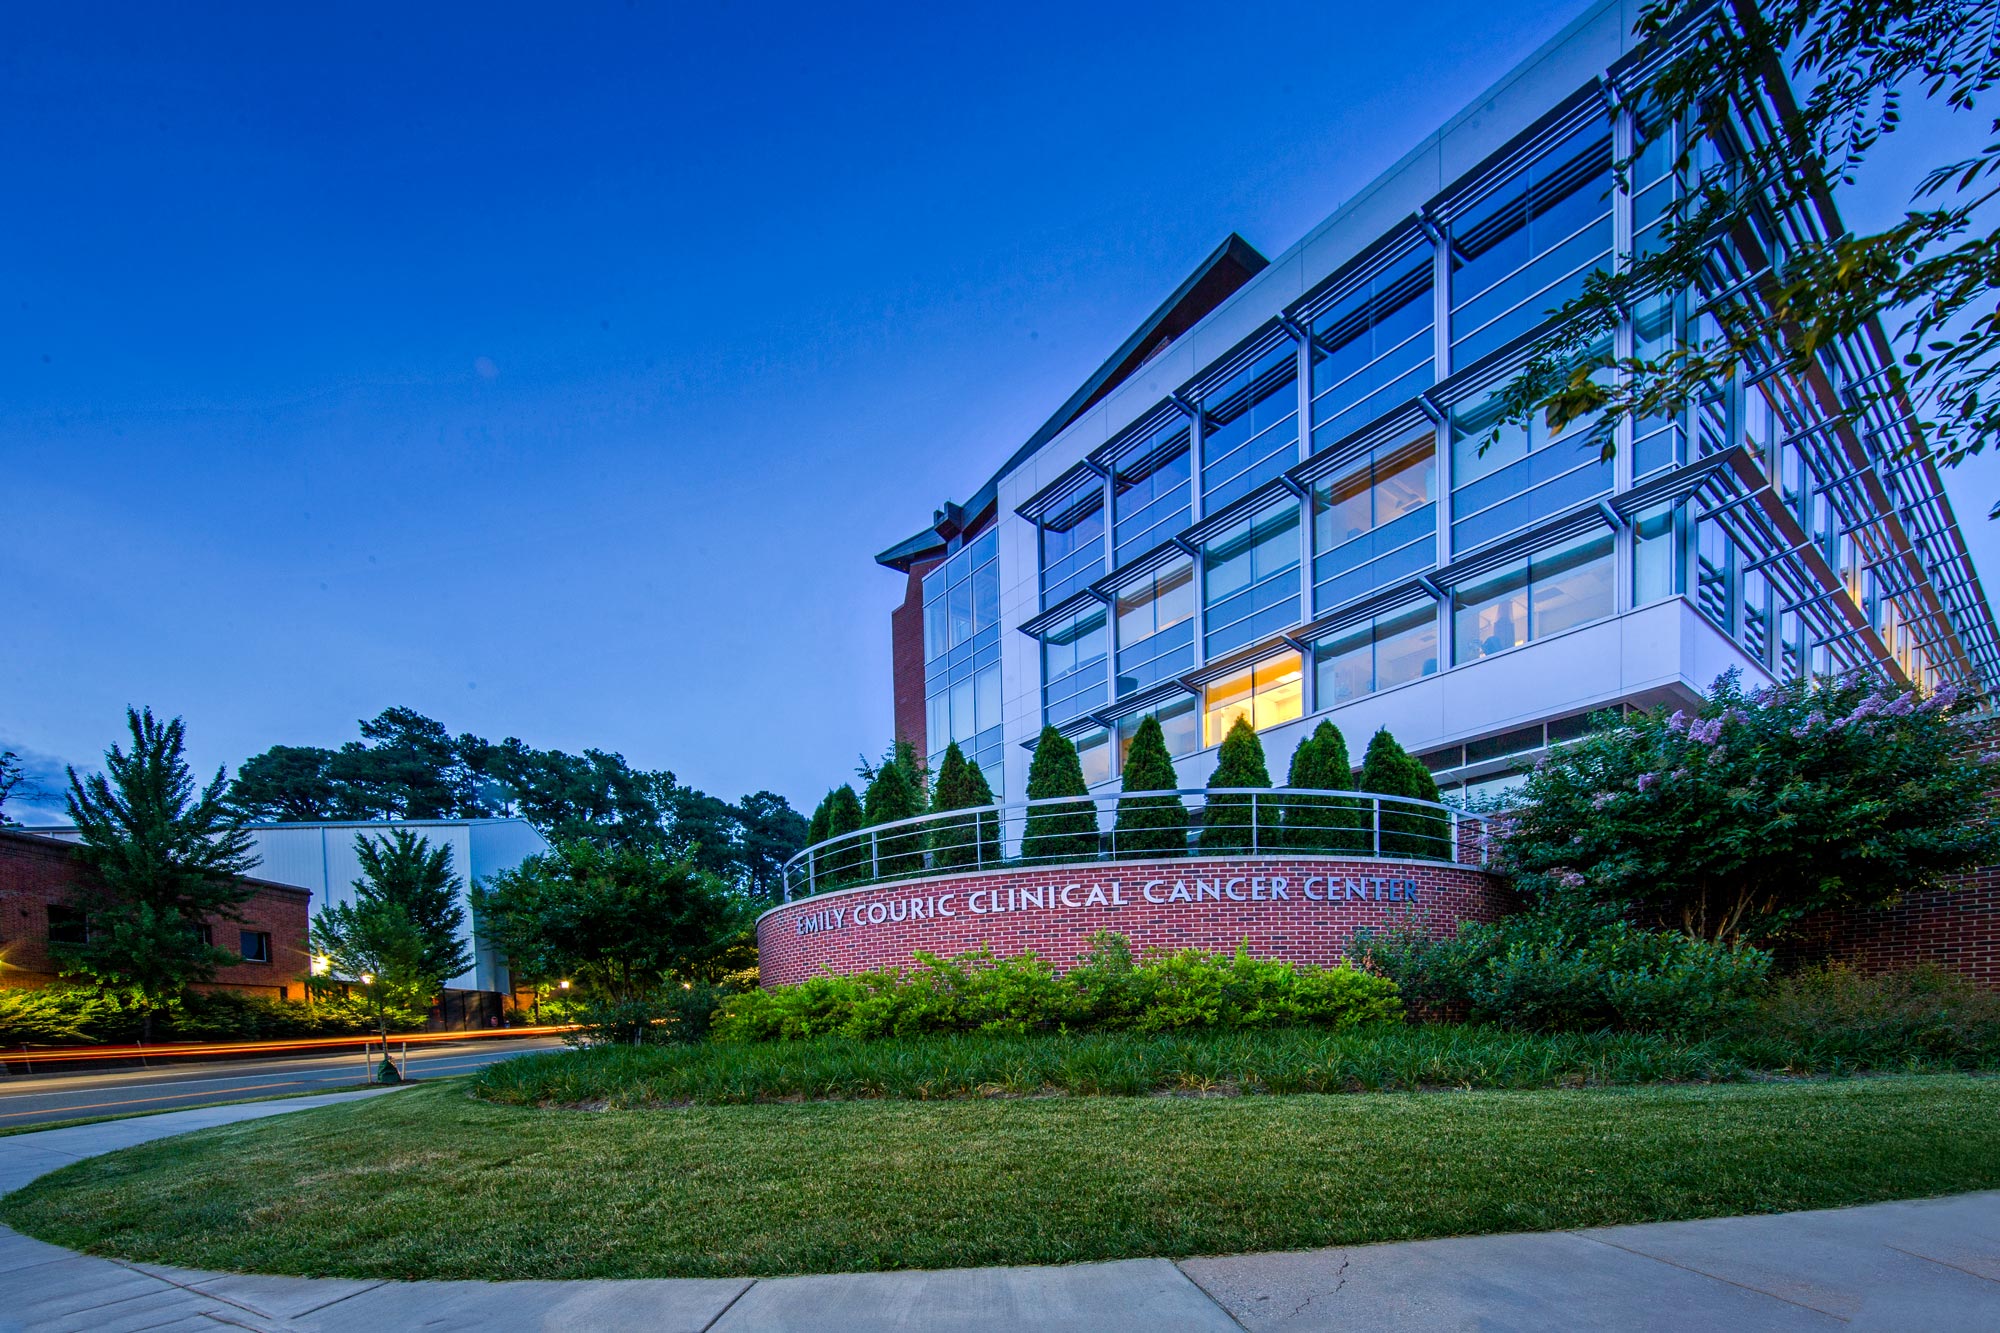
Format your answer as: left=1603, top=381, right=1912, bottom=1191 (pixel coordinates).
left=756, top=856, right=1510, bottom=986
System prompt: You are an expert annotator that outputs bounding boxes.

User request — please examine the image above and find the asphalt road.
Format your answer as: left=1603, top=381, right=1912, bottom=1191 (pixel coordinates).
left=0, top=1035, right=570, bottom=1128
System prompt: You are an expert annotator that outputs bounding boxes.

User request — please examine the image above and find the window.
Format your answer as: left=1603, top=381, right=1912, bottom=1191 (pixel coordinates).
left=1201, top=341, right=1299, bottom=511
left=924, top=529, right=1004, bottom=790
left=1111, top=424, right=1192, bottom=568
left=1449, top=377, right=1611, bottom=552
left=1203, top=652, right=1303, bottom=746
left=1452, top=530, right=1615, bottom=664
left=1114, top=560, right=1195, bottom=694
left=1040, top=493, right=1105, bottom=608
left=239, top=930, right=272, bottom=964
left=1042, top=605, right=1108, bottom=725
left=1631, top=294, right=1683, bottom=476
left=1313, top=600, right=1439, bottom=706
left=1202, top=499, right=1301, bottom=657
left=922, top=529, right=1000, bottom=662
left=193, top=922, right=214, bottom=947
left=1114, top=694, right=1199, bottom=769
left=1076, top=727, right=1113, bottom=789
left=1309, top=244, right=1435, bottom=451
left=47, top=905, right=87, bottom=946
left=1633, top=502, right=1679, bottom=606
left=1312, top=434, right=1437, bottom=611
left=1449, top=119, right=1615, bottom=368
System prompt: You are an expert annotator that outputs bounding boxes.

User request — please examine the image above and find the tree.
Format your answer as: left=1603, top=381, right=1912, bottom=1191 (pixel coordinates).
left=862, top=757, right=924, bottom=879
left=1022, top=727, right=1099, bottom=863
left=1112, top=715, right=1188, bottom=858
left=60, top=709, right=260, bottom=1041
left=226, top=745, right=351, bottom=822
left=1200, top=718, right=1274, bottom=853
left=331, top=707, right=490, bottom=820
left=467, top=737, right=673, bottom=849
left=858, top=737, right=929, bottom=805
left=1498, top=672, right=2000, bottom=943
left=1358, top=728, right=1449, bottom=859
left=0, top=749, right=50, bottom=827
left=1282, top=720, right=1366, bottom=853
left=472, top=841, right=740, bottom=1001
left=810, top=783, right=867, bottom=889
left=734, top=790, right=809, bottom=902
left=350, top=829, right=471, bottom=991
left=927, top=742, right=1000, bottom=870
left=310, top=898, right=431, bottom=1051
left=1498, top=0, right=2000, bottom=507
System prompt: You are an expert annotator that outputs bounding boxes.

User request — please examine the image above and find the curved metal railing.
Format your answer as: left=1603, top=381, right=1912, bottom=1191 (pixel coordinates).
left=779, top=787, right=1497, bottom=900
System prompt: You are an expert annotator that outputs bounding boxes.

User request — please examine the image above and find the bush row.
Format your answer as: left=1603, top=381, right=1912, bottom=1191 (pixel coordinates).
left=710, top=934, right=1402, bottom=1041
left=0, top=985, right=424, bottom=1046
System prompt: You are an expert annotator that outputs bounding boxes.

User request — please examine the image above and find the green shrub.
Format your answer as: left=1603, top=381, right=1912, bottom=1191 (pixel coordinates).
left=1199, top=718, right=1274, bottom=853
left=1727, top=965, right=2000, bottom=1070
left=1112, top=715, right=1187, bottom=858
left=0, top=987, right=121, bottom=1045
left=927, top=742, right=999, bottom=870
left=862, top=760, right=924, bottom=879
left=1358, top=728, right=1450, bottom=859
left=1353, top=914, right=1770, bottom=1034
left=1281, top=720, right=1366, bottom=853
left=713, top=933, right=1401, bottom=1041
left=0, top=985, right=416, bottom=1046
left=1022, top=727, right=1099, bottom=863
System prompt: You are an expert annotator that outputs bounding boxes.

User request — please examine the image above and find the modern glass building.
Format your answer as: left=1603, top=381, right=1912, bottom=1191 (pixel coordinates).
left=875, top=0, right=2000, bottom=808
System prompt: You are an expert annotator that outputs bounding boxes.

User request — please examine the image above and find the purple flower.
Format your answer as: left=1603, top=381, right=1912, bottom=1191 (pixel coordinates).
left=1666, top=710, right=1689, bottom=734
left=1636, top=772, right=1660, bottom=793
left=1590, top=792, right=1617, bottom=810
left=1554, top=869, right=1587, bottom=889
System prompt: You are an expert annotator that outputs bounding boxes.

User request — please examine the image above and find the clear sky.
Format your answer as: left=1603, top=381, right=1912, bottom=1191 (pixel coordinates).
left=4, top=1, right=1995, bottom=821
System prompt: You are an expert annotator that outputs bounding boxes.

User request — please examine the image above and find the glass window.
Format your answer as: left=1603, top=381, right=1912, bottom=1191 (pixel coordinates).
left=924, top=530, right=1000, bottom=664
left=1114, top=694, right=1200, bottom=769
left=1040, top=493, right=1105, bottom=607
left=1042, top=605, right=1108, bottom=725
left=1449, top=120, right=1614, bottom=368
left=1114, top=560, right=1196, bottom=694
left=1311, top=433, right=1437, bottom=612
left=239, top=930, right=272, bottom=964
left=1309, top=244, right=1435, bottom=451
left=1202, top=499, right=1302, bottom=657
left=1111, top=425, right=1192, bottom=568
left=1202, top=652, right=1304, bottom=747
left=1631, top=294, right=1683, bottom=476
left=1076, top=727, right=1113, bottom=789
left=1448, top=374, right=1611, bottom=552
left=1452, top=530, right=1615, bottom=664
left=1312, top=600, right=1439, bottom=706
left=1201, top=341, right=1299, bottom=511
left=1633, top=502, right=1678, bottom=605
left=47, top=905, right=87, bottom=945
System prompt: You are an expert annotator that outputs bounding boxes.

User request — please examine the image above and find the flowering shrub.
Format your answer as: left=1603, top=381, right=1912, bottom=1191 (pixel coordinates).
left=1496, top=671, right=1998, bottom=942
left=710, top=932, right=1401, bottom=1041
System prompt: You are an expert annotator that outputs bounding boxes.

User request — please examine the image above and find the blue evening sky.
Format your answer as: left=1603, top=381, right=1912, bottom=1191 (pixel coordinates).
left=4, top=1, right=1995, bottom=821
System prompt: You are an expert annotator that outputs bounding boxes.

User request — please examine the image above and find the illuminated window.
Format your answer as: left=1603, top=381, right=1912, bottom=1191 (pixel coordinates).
left=1202, top=652, right=1303, bottom=746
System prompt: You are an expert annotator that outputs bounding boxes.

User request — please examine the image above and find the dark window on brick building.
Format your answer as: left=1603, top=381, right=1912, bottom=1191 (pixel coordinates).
left=239, top=930, right=272, bottom=964
left=47, top=905, right=88, bottom=946
left=194, top=922, right=214, bottom=947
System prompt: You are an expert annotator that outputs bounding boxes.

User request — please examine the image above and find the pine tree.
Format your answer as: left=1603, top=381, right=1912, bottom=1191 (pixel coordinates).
left=1022, top=727, right=1099, bottom=863
left=1199, top=717, right=1273, bottom=853
left=1359, top=728, right=1449, bottom=859
left=815, top=784, right=866, bottom=888
left=61, top=708, right=258, bottom=1042
left=863, top=760, right=924, bottom=879
left=928, top=742, right=999, bottom=869
left=351, top=829, right=472, bottom=991
left=1283, top=720, right=1365, bottom=853
left=1112, top=715, right=1187, bottom=858
left=807, top=792, right=833, bottom=848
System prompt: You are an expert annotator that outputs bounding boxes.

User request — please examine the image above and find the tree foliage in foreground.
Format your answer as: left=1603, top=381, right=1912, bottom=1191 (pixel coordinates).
left=1496, top=672, right=2000, bottom=943
left=1500, top=0, right=2000, bottom=506
left=1022, top=727, right=1099, bottom=862
left=1199, top=718, right=1273, bottom=853
left=1113, top=715, right=1188, bottom=857
left=927, top=741, right=999, bottom=870
left=349, top=829, right=472, bottom=988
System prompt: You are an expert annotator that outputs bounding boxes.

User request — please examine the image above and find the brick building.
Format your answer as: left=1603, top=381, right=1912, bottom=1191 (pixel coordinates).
left=0, top=829, right=311, bottom=999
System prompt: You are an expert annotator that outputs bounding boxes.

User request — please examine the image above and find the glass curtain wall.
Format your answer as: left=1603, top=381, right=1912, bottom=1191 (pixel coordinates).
left=1111, top=421, right=1192, bottom=570
left=1200, top=341, right=1299, bottom=512
left=1451, top=529, right=1615, bottom=663
left=1114, top=560, right=1195, bottom=695
left=1308, top=245, right=1435, bottom=452
left=1202, top=498, right=1302, bottom=657
left=1312, top=599, right=1440, bottom=706
left=1039, top=492, right=1105, bottom=608
left=1202, top=652, right=1303, bottom=746
left=1041, top=603, right=1108, bottom=725
left=922, top=529, right=1004, bottom=794
left=1311, top=433, right=1437, bottom=612
left=1449, top=373, right=1612, bottom=552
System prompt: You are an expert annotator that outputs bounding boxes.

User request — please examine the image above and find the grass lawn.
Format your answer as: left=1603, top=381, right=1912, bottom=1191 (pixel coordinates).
left=3, top=1074, right=1996, bottom=1279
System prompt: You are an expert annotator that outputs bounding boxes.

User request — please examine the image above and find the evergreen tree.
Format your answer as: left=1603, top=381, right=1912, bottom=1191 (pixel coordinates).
left=928, top=742, right=999, bottom=870
left=1022, top=727, right=1099, bottom=863
left=862, top=759, right=924, bottom=879
left=310, top=898, right=431, bottom=1048
left=1199, top=718, right=1274, bottom=853
left=1282, top=720, right=1365, bottom=853
left=1112, top=715, right=1187, bottom=858
left=814, top=784, right=866, bottom=889
left=61, top=708, right=258, bottom=1042
left=350, top=829, right=472, bottom=992
left=1359, top=728, right=1449, bottom=859
left=807, top=792, right=834, bottom=849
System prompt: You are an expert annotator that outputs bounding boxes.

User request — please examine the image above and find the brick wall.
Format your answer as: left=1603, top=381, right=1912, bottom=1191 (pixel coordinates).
left=757, top=855, right=1511, bottom=985
left=1782, top=865, right=2000, bottom=989
left=889, top=558, right=938, bottom=758
left=0, top=830, right=311, bottom=999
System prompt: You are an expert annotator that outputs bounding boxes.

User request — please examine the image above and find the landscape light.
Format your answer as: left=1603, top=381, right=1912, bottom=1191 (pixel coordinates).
left=558, top=979, right=570, bottom=989
left=360, top=973, right=375, bottom=985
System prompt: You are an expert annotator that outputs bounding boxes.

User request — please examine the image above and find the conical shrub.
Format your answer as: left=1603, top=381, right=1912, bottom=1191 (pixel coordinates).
left=1113, top=715, right=1187, bottom=858
left=1358, top=728, right=1450, bottom=859
left=1022, top=727, right=1100, bottom=864
left=816, top=784, right=866, bottom=887
left=863, top=760, right=924, bottom=879
left=1199, top=717, right=1273, bottom=853
left=1282, top=720, right=1366, bottom=853
left=928, top=741, right=999, bottom=870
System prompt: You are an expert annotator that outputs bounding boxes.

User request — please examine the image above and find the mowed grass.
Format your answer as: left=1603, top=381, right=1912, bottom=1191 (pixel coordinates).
left=3, top=1075, right=1997, bottom=1279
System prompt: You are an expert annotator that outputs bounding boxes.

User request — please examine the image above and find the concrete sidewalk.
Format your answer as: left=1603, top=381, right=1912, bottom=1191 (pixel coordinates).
left=0, top=1095, right=1995, bottom=1331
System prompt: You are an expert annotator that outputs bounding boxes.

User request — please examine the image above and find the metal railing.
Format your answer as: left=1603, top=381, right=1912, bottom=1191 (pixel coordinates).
left=780, top=787, right=1497, bottom=900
